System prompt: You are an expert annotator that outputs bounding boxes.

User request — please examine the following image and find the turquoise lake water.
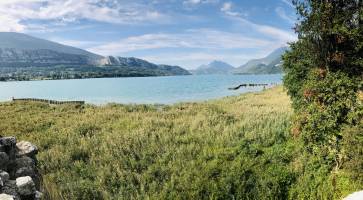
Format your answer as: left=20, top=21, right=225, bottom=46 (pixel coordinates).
left=0, top=74, right=283, bottom=104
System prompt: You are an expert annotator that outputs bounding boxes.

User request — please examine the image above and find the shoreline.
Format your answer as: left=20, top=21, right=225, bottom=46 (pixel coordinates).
left=3, top=85, right=282, bottom=107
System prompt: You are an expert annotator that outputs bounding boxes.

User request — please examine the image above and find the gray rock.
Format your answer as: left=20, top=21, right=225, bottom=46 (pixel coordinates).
left=344, top=190, right=363, bottom=200
left=35, top=191, right=43, bottom=200
left=0, top=137, right=16, bottom=147
left=5, top=149, right=16, bottom=162
left=0, top=153, right=9, bottom=170
left=13, top=157, right=35, bottom=170
left=0, top=171, right=10, bottom=182
left=2, top=181, right=18, bottom=199
left=0, top=136, right=40, bottom=199
left=16, top=141, right=38, bottom=157
left=15, top=176, right=35, bottom=196
left=0, top=194, right=14, bottom=200
left=14, top=167, right=35, bottom=179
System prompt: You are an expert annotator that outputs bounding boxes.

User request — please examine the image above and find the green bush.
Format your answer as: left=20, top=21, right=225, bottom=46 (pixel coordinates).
left=283, top=0, right=363, bottom=198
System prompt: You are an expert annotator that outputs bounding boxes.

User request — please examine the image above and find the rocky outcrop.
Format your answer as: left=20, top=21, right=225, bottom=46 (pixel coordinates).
left=344, top=191, right=363, bottom=200
left=0, top=136, right=41, bottom=200
left=102, top=56, right=191, bottom=75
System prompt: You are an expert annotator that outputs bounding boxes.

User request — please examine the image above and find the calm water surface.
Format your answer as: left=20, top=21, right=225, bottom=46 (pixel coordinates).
left=0, top=74, right=282, bottom=104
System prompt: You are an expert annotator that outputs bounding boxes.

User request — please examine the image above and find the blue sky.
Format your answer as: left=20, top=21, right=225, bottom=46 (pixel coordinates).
left=0, top=0, right=297, bottom=69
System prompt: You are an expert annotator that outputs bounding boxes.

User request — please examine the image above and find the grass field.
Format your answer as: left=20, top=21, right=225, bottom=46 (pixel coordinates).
left=0, top=86, right=297, bottom=199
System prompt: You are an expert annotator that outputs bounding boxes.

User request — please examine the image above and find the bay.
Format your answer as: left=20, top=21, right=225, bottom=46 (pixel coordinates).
left=0, top=74, right=283, bottom=104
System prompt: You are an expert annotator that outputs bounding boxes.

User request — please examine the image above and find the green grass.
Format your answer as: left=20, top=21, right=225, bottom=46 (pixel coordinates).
left=0, top=87, right=297, bottom=199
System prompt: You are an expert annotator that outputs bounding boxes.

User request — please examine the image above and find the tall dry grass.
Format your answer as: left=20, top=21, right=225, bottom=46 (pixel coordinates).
left=0, top=86, right=295, bottom=199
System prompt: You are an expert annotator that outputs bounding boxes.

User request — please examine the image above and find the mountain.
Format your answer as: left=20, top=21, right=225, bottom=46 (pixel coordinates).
left=102, top=56, right=190, bottom=76
left=0, top=32, right=103, bottom=66
left=234, top=47, right=288, bottom=74
left=191, top=60, right=235, bottom=75
left=0, top=32, right=190, bottom=81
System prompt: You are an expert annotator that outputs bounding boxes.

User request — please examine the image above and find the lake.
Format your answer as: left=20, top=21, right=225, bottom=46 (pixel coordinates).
left=0, top=74, right=283, bottom=104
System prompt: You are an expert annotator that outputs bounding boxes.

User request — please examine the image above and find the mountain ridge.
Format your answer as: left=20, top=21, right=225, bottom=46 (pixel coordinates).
left=191, top=60, right=235, bottom=75
left=234, top=47, right=288, bottom=74
left=0, top=32, right=190, bottom=81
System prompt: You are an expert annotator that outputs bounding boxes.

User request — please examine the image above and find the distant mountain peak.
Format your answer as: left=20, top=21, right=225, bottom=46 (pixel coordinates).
left=233, top=46, right=289, bottom=75
left=191, top=60, right=235, bottom=75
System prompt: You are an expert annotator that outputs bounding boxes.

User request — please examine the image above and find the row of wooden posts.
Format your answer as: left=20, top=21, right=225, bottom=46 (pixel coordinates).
left=12, top=98, right=85, bottom=105
left=228, top=83, right=271, bottom=90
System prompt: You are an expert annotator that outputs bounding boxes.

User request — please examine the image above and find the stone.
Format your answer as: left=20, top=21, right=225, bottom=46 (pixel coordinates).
left=15, top=176, right=35, bottom=196
left=2, top=181, right=18, bottom=199
left=0, top=152, right=9, bottom=170
left=0, top=171, right=10, bottom=182
left=0, top=138, right=16, bottom=147
left=35, top=191, right=43, bottom=200
left=14, top=167, right=35, bottom=179
left=5, top=149, right=16, bottom=161
left=16, top=141, right=38, bottom=157
left=0, top=194, right=14, bottom=200
left=0, top=137, right=40, bottom=199
left=344, top=190, right=363, bottom=200
left=13, top=157, right=35, bottom=170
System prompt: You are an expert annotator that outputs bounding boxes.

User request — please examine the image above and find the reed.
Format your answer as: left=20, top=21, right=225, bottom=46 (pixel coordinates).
left=0, top=86, right=295, bottom=199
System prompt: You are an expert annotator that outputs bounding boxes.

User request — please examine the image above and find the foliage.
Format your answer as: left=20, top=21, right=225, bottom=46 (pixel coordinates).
left=0, top=64, right=191, bottom=82
left=283, top=0, right=363, bottom=198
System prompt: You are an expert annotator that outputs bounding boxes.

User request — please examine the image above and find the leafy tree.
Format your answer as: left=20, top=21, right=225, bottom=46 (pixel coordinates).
left=283, top=0, right=362, bottom=197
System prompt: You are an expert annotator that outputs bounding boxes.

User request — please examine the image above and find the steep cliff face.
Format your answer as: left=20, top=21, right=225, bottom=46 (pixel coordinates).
left=101, top=56, right=191, bottom=75
left=102, top=56, right=159, bottom=68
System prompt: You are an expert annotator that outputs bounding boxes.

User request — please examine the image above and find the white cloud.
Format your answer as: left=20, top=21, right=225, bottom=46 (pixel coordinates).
left=221, top=2, right=232, bottom=12
left=183, top=0, right=219, bottom=9
left=0, top=0, right=167, bottom=32
left=184, top=0, right=202, bottom=4
left=183, top=0, right=219, bottom=5
left=222, top=13, right=297, bottom=47
left=87, top=29, right=273, bottom=56
left=0, top=15, right=26, bottom=32
left=0, top=0, right=44, bottom=5
left=220, top=2, right=247, bottom=17
left=275, top=7, right=295, bottom=24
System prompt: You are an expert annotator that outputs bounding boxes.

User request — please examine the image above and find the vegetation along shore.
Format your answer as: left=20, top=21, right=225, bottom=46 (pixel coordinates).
left=0, top=86, right=360, bottom=199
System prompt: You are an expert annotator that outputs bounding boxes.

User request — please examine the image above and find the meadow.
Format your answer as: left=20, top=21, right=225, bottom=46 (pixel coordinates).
left=0, top=87, right=304, bottom=199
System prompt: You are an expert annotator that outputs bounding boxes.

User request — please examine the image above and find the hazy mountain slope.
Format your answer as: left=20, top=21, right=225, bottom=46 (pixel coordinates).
left=103, top=56, right=191, bottom=76
left=191, top=60, right=235, bottom=75
left=0, top=32, right=103, bottom=66
left=0, top=32, right=190, bottom=80
left=234, top=47, right=288, bottom=74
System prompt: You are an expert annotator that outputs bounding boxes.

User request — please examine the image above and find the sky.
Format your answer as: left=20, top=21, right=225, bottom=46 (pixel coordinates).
left=0, top=0, right=297, bottom=69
